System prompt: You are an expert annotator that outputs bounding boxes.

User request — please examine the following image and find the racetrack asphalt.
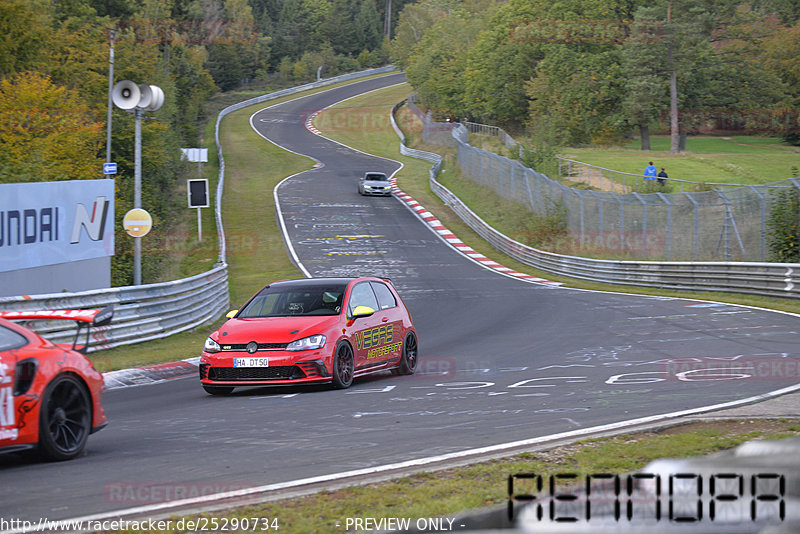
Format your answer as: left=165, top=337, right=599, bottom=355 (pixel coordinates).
left=1, top=73, right=798, bottom=528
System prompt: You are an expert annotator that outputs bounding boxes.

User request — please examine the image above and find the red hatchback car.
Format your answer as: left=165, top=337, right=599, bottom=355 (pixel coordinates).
left=0, top=308, right=111, bottom=460
left=200, top=277, right=418, bottom=394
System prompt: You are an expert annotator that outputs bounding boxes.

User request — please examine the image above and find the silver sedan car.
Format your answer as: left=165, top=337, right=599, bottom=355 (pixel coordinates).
left=358, top=172, right=392, bottom=196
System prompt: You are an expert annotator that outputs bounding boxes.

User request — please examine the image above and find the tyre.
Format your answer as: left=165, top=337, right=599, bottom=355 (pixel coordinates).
left=203, top=385, right=234, bottom=395
left=397, top=331, right=418, bottom=375
left=331, top=342, right=354, bottom=389
left=38, top=374, right=91, bottom=461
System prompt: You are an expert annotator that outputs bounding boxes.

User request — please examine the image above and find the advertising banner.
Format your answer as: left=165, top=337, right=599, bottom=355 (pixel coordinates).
left=0, top=180, right=114, bottom=273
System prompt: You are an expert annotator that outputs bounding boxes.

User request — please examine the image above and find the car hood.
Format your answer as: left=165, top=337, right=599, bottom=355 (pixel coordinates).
left=363, top=179, right=390, bottom=186
left=214, top=315, right=340, bottom=344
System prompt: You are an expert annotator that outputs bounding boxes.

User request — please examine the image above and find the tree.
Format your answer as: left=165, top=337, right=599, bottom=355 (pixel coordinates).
left=404, top=5, right=492, bottom=118
left=321, top=0, right=358, bottom=55
left=390, top=0, right=459, bottom=68
left=0, top=72, right=104, bottom=183
left=0, top=0, right=52, bottom=78
left=274, top=0, right=332, bottom=59
left=620, top=8, right=670, bottom=150
left=526, top=45, right=626, bottom=146
left=354, top=0, right=383, bottom=53
left=462, top=0, right=545, bottom=126
left=759, top=20, right=800, bottom=142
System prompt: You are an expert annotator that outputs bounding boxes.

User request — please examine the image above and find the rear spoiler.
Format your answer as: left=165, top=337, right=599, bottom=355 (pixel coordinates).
left=0, top=306, right=114, bottom=354
left=0, top=307, right=113, bottom=326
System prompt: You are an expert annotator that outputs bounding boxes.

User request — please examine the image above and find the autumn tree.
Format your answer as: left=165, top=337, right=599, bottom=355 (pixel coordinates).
left=0, top=0, right=52, bottom=78
left=0, top=72, right=104, bottom=183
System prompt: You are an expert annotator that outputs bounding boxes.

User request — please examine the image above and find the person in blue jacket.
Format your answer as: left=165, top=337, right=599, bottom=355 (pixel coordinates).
left=643, top=161, right=657, bottom=180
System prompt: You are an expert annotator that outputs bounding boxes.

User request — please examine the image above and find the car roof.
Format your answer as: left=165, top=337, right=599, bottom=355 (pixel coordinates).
left=266, top=277, right=392, bottom=288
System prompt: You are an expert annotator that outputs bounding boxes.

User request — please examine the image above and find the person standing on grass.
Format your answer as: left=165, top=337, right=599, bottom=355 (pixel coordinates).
left=643, top=161, right=657, bottom=180
left=657, top=167, right=668, bottom=186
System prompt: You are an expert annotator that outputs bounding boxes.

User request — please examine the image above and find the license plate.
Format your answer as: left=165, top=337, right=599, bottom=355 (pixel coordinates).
left=233, top=357, right=269, bottom=368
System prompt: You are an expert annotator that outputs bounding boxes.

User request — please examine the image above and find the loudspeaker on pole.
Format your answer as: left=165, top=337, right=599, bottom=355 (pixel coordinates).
left=112, top=80, right=164, bottom=111
left=143, top=85, right=164, bottom=111
left=111, top=80, right=140, bottom=110
left=137, top=84, right=153, bottom=110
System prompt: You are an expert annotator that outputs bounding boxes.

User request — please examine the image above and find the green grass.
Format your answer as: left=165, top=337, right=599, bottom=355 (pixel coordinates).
left=560, top=134, right=800, bottom=186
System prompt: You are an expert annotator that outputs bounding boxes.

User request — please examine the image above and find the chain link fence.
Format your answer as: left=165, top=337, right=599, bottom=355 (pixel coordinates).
left=409, top=98, right=797, bottom=262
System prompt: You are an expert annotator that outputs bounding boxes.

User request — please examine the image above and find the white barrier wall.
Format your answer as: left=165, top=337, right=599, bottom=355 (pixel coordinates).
left=0, top=179, right=115, bottom=296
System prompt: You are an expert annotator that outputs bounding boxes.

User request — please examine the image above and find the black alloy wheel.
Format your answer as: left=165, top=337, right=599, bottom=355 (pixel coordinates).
left=332, top=342, right=354, bottom=389
left=397, top=331, right=418, bottom=375
left=38, top=374, right=91, bottom=461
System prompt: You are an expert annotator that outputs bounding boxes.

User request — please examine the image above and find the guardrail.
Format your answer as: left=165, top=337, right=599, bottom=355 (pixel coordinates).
left=0, top=265, right=229, bottom=351
left=0, top=67, right=398, bottom=351
left=392, top=101, right=800, bottom=300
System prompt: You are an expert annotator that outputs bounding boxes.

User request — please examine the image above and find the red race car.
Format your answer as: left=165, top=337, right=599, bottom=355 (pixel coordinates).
left=200, top=277, right=418, bottom=394
left=0, top=307, right=111, bottom=460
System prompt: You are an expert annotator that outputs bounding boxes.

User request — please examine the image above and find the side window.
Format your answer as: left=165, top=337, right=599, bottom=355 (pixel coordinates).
left=371, top=282, right=397, bottom=310
left=348, top=282, right=379, bottom=314
left=0, top=325, right=28, bottom=351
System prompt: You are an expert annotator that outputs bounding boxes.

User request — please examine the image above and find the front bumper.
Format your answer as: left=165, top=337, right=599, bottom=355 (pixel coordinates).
left=199, top=350, right=331, bottom=386
left=361, top=187, right=392, bottom=196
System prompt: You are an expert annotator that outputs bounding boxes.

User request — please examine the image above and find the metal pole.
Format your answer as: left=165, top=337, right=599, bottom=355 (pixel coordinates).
left=747, top=185, right=766, bottom=261
left=106, top=29, right=116, bottom=164
left=574, top=189, right=585, bottom=247
left=589, top=190, right=604, bottom=240
left=682, top=192, right=699, bottom=260
left=197, top=207, right=202, bottom=242
left=656, top=192, right=671, bottom=260
left=611, top=192, right=624, bottom=254
left=633, top=192, right=647, bottom=255
left=134, top=108, right=142, bottom=285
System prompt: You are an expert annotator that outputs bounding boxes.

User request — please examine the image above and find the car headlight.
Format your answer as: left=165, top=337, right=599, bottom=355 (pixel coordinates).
left=204, top=337, right=221, bottom=353
left=286, top=334, right=326, bottom=351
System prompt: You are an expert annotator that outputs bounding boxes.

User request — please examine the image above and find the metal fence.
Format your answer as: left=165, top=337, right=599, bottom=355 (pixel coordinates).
left=397, top=100, right=800, bottom=299
left=555, top=157, right=770, bottom=194
left=408, top=99, right=799, bottom=263
left=0, top=67, right=398, bottom=351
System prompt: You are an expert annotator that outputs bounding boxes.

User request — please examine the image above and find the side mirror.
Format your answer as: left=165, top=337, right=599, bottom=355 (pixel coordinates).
left=351, top=305, right=375, bottom=319
left=226, top=310, right=238, bottom=319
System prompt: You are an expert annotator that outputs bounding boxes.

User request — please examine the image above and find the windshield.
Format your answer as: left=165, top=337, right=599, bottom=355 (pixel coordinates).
left=238, top=283, right=347, bottom=317
left=364, top=173, right=388, bottom=181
